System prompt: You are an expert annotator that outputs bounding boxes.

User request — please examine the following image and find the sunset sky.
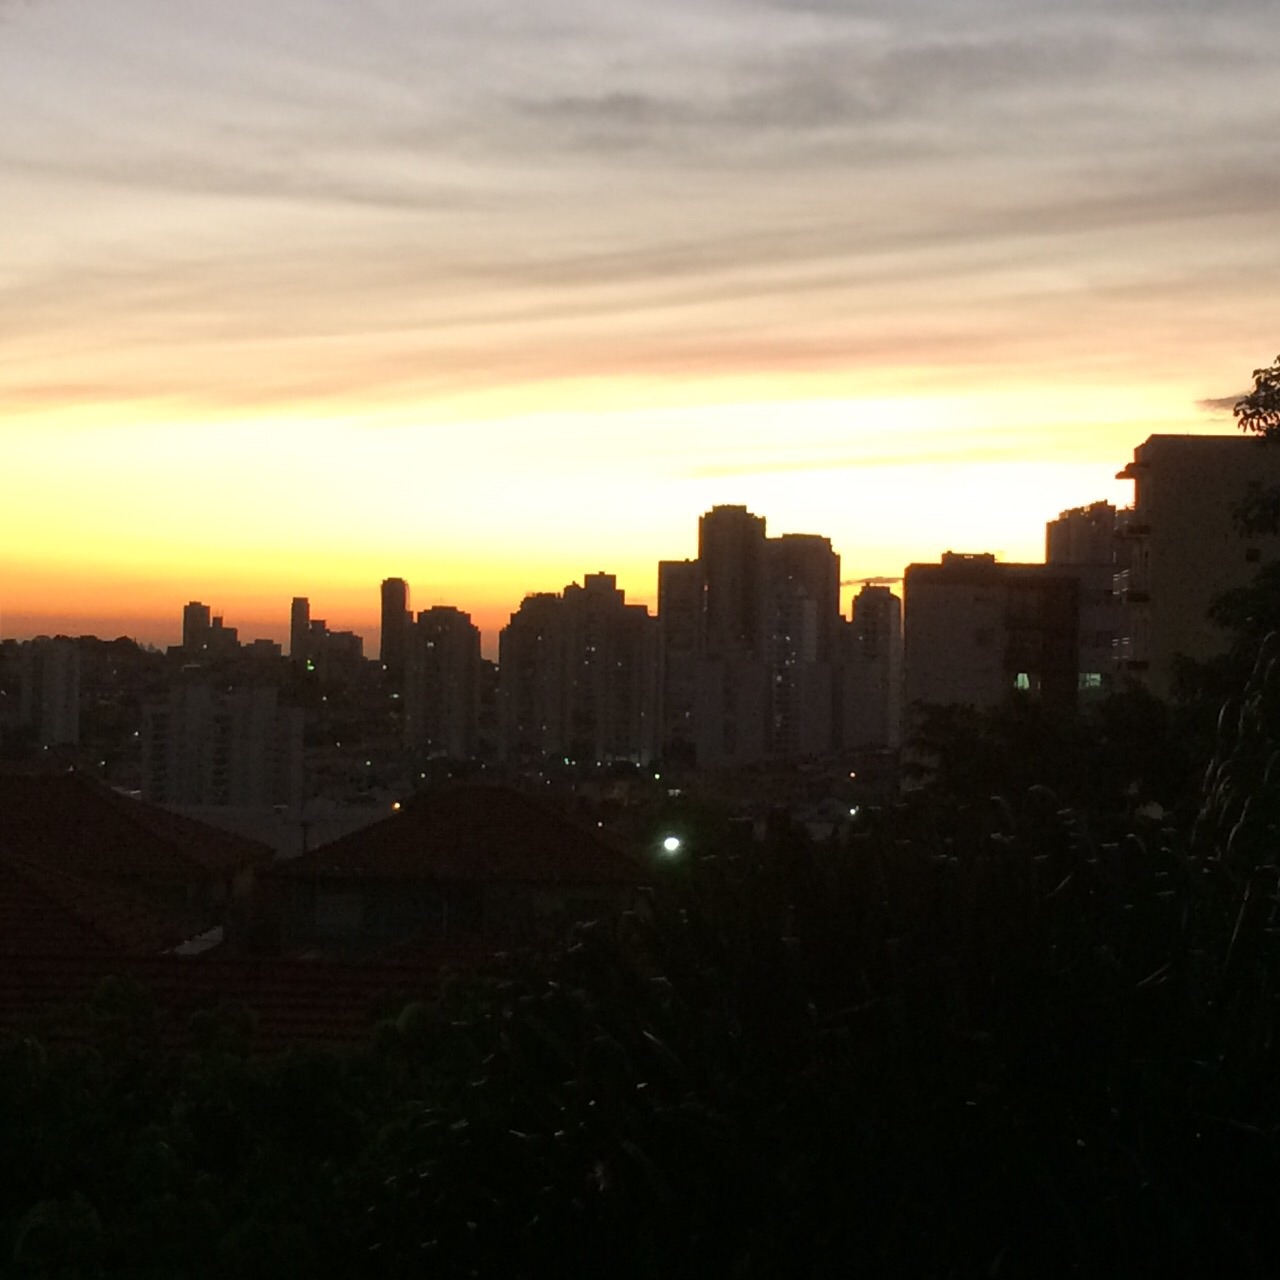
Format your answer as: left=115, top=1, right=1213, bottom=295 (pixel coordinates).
left=2, top=0, right=1276, bottom=653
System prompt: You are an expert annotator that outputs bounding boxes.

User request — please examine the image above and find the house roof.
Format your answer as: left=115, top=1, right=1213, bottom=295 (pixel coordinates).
left=0, top=950, right=496, bottom=1052
left=0, top=769, right=271, bottom=886
left=266, top=783, right=647, bottom=887
left=0, top=854, right=202, bottom=956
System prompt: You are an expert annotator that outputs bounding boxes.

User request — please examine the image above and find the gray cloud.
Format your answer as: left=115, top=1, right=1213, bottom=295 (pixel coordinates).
left=2, top=147, right=482, bottom=215
left=1198, top=394, right=1249, bottom=414
left=504, top=4, right=1274, bottom=168
left=3, top=0, right=1278, bottom=420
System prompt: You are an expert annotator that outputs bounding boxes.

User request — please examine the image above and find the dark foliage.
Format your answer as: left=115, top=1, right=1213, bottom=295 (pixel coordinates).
left=1236, top=354, right=1280, bottom=441
left=8, top=674, right=1280, bottom=1276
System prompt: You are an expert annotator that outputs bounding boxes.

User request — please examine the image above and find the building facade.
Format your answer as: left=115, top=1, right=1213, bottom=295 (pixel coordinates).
left=1114, top=434, right=1280, bottom=698
left=404, top=606, right=481, bottom=759
left=142, top=680, right=304, bottom=808
left=841, top=584, right=903, bottom=749
left=1046, top=501, right=1121, bottom=697
left=657, top=507, right=848, bottom=766
left=499, top=574, right=658, bottom=764
left=904, top=553, right=1080, bottom=718
left=380, top=578, right=410, bottom=684
left=18, top=636, right=81, bottom=746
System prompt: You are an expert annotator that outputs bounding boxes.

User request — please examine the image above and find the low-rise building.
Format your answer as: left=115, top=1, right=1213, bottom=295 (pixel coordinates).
left=264, top=784, right=649, bottom=956
left=904, top=553, right=1080, bottom=718
left=1114, top=434, right=1280, bottom=697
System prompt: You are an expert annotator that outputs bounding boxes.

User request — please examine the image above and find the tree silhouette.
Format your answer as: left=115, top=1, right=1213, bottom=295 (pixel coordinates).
left=1235, top=353, right=1280, bottom=439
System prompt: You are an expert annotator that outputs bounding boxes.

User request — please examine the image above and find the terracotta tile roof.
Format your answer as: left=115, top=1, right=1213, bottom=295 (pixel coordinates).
left=0, top=769, right=271, bottom=886
left=0, top=951, right=497, bottom=1052
left=267, top=784, right=648, bottom=887
left=0, top=855, right=200, bottom=956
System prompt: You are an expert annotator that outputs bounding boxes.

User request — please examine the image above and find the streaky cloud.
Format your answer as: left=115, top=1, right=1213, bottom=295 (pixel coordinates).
left=1198, top=394, right=1249, bottom=414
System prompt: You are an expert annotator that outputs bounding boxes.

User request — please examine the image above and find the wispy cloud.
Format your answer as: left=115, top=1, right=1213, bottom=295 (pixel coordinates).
left=1198, top=394, right=1248, bottom=414
left=1, top=0, right=1277, bottom=421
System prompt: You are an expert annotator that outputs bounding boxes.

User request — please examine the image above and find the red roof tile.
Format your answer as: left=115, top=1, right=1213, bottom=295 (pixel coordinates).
left=268, top=784, right=647, bottom=887
left=0, top=951, right=497, bottom=1052
left=0, top=855, right=200, bottom=956
left=0, top=769, right=271, bottom=886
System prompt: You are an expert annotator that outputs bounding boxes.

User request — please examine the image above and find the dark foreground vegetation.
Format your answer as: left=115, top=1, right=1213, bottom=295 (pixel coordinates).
left=6, top=644, right=1280, bottom=1280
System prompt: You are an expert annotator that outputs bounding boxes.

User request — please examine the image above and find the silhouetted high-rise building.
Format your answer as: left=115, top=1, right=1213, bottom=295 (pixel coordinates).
left=18, top=636, right=80, bottom=747
left=1047, top=500, right=1117, bottom=566
left=404, top=606, right=481, bottom=759
left=142, top=677, right=303, bottom=808
left=699, top=505, right=767, bottom=657
left=205, top=616, right=239, bottom=660
left=183, top=601, right=212, bottom=654
left=764, top=533, right=842, bottom=757
left=689, top=506, right=771, bottom=766
left=661, top=509, right=847, bottom=766
left=290, top=597, right=311, bottom=662
left=1114, top=435, right=1280, bottom=697
left=1047, top=501, right=1120, bottom=697
left=904, top=553, right=1080, bottom=719
left=841, top=584, right=903, bottom=749
left=499, top=573, right=658, bottom=764
left=766, top=534, right=841, bottom=664
left=380, top=578, right=410, bottom=682
left=497, top=593, right=562, bottom=761
left=657, top=559, right=703, bottom=763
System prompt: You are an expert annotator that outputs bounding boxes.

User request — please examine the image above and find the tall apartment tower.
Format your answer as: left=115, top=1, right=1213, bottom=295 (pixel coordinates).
left=903, top=553, right=1080, bottom=718
left=657, top=559, right=703, bottom=763
left=183, top=601, right=212, bottom=655
left=498, top=573, right=658, bottom=764
left=403, top=607, right=481, bottom=759
left=692, top=506, right=770, bottom=765
left=1046, top=501, right=1120, bottom=696
left=764, top=534, right=842, bottom=757
left=842, top=585, right=903, bottom=749
left=497, top=593, right=563, bottom=761
left=380, top=578, right=410, bottom=683
left=766, top=534, right=841, bottom=662
left=658, top=508, right=846, bottom=766
left=18, top=637, right=80, bottom=747
left=141, top=678, right=304, bottom=808
left=699, top=505, right=767, bottom=657
left=1114, top=435, right=1280, bottom=697
left=290, top=598, right=311, bottom=662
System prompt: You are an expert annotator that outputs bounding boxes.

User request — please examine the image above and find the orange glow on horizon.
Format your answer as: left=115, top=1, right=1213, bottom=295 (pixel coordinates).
left=2, top=376, right=1233, bottom=659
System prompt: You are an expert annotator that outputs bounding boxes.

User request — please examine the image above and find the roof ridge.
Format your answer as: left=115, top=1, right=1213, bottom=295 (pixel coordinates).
left=0, top=850, right=193, bottom=954
left=57, top=770, right=270, bottom=873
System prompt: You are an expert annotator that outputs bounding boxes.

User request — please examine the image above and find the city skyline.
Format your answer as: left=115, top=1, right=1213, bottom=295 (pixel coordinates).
left=0, top=475, right=1104, bottom=658
left=0, top=435, right=1229, bottom=658
left=3, top=1, right=1275, bottom=647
